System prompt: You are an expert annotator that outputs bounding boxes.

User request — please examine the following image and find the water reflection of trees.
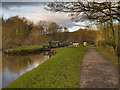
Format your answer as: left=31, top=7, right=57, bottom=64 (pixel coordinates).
left=2, top=53, right=49, bottom=75
left=2, top=54, right=31, bottom=75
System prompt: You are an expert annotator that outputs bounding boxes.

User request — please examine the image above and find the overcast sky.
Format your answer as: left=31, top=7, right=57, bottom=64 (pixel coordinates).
left=1, top=2, right=91, bottom=32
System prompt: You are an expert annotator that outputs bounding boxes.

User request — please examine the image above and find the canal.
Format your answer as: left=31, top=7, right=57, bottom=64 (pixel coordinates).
left=2, top=51, right=53, bottom=87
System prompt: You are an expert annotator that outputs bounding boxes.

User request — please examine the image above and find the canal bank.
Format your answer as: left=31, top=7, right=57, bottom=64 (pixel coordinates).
left=3, top=45, right=43, bottom=55
left=3, top=43, right=68, bottom=55
left=5, top=47, right=89, bottom=88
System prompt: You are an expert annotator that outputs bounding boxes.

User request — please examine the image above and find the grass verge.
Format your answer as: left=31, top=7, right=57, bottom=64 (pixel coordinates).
left=97, top=46, right=118, bottom=65
left=6, top=45, right=43, bottom=51
left=5, top=47, right=89, bottom=88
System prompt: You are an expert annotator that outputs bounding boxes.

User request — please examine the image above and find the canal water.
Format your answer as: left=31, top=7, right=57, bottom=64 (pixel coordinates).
left=2, top=52, right=53, bottom=88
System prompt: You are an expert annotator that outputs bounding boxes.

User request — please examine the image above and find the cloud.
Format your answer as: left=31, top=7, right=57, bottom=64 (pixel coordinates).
left=11, top=6, right=77, bottom=28
left=2, top=2, right=47, bottom=9
left=2, top=2, right=89, bottom=31
left=25, top=11, right=76, bottom=28
left=68, top=26, right=82, bottom=32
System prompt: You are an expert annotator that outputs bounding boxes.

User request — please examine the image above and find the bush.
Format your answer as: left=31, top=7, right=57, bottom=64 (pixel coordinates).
left=97, top=40, right=112, bottom=47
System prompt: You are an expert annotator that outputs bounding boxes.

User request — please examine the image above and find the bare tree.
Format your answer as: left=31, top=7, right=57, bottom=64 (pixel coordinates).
left=47, top=1, right=120, bottom=54
left=47, top=2, right=119, bottom=22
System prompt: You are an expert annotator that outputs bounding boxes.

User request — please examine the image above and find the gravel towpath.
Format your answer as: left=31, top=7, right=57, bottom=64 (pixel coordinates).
left=79, top=47, right=118, bottom=88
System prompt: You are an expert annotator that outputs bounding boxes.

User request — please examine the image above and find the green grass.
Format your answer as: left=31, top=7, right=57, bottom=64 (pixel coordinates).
left=5, top=47, right=89, bottom=88
left=68, top=45, right=83, bottom=48
left=97, top=46, right=118, bottom=65
left=6, top=45, right=43, bottom=51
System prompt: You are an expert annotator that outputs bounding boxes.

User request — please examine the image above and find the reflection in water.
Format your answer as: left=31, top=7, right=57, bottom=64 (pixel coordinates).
left=2, top=52, right=52, bottom=88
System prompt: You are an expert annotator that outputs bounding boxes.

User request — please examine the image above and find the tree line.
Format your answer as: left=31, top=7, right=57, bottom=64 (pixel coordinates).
left=1, top=16, right=97, bottom=49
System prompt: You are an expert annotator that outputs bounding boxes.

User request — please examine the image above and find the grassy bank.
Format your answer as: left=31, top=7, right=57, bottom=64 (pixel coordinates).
left=4, top=45, right=43, bottom=55
left=97, top=46, right=118, bottom=65
left=6, top=45, right=43, bottom=51
left=5, top=47, right=89, bottom=88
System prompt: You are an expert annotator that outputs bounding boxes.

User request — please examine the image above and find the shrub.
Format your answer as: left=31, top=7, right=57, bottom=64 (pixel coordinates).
left=97, top=40, right=112, bottom=47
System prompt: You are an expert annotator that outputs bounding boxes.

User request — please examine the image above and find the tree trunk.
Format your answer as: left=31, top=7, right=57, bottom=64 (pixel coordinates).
left=118, top=23, right=120, bottom=58
left=108, top=3, right=116, bottom=53
left=109, top=21, right=116, bottom=49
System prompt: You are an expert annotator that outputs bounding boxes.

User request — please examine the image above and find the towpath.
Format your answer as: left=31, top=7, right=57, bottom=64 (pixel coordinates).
left=79, top=47, right=118, bottom=88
